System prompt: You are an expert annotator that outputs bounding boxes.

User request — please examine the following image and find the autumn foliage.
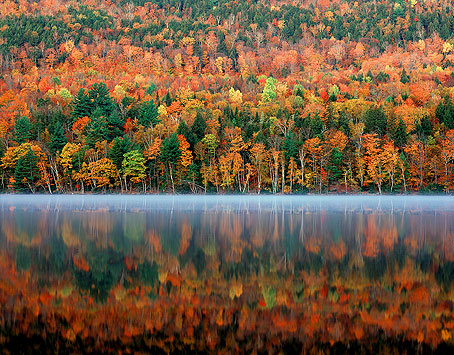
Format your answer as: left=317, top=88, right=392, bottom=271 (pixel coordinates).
left=0, top=0, right=453, bottom=193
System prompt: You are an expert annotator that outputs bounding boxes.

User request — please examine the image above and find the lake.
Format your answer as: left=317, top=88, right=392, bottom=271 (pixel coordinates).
left=1, top=195, right=454, bottom=353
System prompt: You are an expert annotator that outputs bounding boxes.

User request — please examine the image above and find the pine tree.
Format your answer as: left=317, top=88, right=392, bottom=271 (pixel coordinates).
left=86, top=109, right=109, bottom=147
left=13, top=148, right=40, bottom=192
left=217, top=31, right=227, bottom=54
left=71, top=88, right=93, bottom=121
left=14, top=117, right=32, bottom=144
left=435, top=95, right=454, bottom=129
left=177, top=120, right=196, bottom=148
left=49, top=121, right=67, bottom=155
left=282, top=134, right=298, bottom=163
left=89, top=82, right=115, bottom=118
left=328, top=148, right=343, bottom=183
left=192, top=111, right=206, bottom=142
left=392, top=118, right=407, bottom=148
left=138, top=99, right=159, bottom=127
left=165, top=91, right=172, bottom=106
left=400, top=68, right=410, bottom=84
left=337, top=111, right=350, bottom=135
left=160, top=133, right=181, bottom=165
left=107, top=110, right=125, bottom=141
left=310, top=114, right=324, bottom=138
left=160, top=133, right=181, bottom=192
left=147, top=83, right=157, bottom=96
left=229, top=45, right=238, bottom=69
left=415, top=115, right=433, bottom=142
left=364, top=106, right=387, bottom=137
left=110, top=136, right=132, bottom=170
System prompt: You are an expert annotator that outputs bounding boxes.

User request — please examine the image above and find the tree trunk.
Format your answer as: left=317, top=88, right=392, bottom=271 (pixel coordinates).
left=299, top=147, right=305, bottom=188
left=119, top=173, right=123, bottom=192
left=390, top=172, right=394, bottom=192
left=281, top=159, right=285, bottom=193
left=344, top=170, right=348, bottom=193
left=290, top=164, right=293, bottom=192
left=401, top=165, right=406, bottom=192
left=169, top=164, right=175, bottom=193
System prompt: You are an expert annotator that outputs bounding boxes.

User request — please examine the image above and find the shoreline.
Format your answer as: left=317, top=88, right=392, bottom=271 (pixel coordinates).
left=2, top=192, right=454, bottom=197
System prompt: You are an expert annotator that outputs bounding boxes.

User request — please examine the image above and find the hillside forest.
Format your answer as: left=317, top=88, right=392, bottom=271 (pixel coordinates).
left=1, top=0, right=454, bottom=193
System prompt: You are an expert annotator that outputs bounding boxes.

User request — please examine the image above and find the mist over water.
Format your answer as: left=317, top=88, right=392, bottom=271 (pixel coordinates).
left=2, top=194, right=454, bottom=211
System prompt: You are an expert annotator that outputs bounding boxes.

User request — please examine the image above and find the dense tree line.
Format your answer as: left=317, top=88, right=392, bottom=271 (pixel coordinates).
left=2, top=78, right=454, bottom=194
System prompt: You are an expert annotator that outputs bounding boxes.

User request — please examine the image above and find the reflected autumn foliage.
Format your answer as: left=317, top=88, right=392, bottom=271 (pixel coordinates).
left=1, top=197, right=454, bottom=352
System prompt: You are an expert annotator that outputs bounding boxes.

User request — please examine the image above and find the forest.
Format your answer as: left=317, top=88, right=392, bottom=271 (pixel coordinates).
left=1, top=0, right=454, bottom=193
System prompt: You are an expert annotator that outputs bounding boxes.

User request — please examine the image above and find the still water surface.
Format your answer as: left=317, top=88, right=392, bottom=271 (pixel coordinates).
left=1, top=195, right=454, bottom=352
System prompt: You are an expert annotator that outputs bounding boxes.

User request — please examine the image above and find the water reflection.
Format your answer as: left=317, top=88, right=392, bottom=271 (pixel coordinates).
left=1, top=195, right=454, bottom=352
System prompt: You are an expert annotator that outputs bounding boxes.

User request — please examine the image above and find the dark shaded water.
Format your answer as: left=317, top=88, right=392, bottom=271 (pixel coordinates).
left=1, top=195, right=454, bottom=353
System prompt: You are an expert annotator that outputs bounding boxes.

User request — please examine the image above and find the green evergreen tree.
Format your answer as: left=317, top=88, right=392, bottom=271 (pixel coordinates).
left=392, top=118, right=407, bottom=148
left=415, top=114, right=433, bottom=142
left=177, top=120, right=196, bottom=148
left=147, top=83, right=157, bottom=96
left=13, top=148, right=40, bottom=192
left=310, top=114, right=324, bottom=138
left=400, top=68, right=410, bottom=84
left=88, top=82, right=115, bottom=118
left=71, top=88, right=93, bottom=121
left=86, top=109, right=109, bottom=147
left=49, top=121, right=67, bottom=155
left=376, top=71, right=389, bottom=83
left=337, top=111, right=350, bottom=136
left=160, top=133, right=181, bottom=166
left=165, top=91, right=172, bottom=106
left=191, top=111, right=207, bottom=142
left=328, top=148, right=343, bottom=183
left=14, top=116, right=32, bottom=144
left=435, top=94, right=454, bottom=129
left=282, top=134, right=298, bottom=163
left=229, top=45, right=238, bottom=69
left=217, top=31, right=227, bottom=54
left=107, top=111, right=125, bottom=141
left=364, top=106, right=387, bottom=137
left=138, top=99, right=159, bottom=127
left=193, top=40, right=203, bottom=59
left=440, top=23, right=450, bottom=40
left=110, top=136, right=132, bottom=170
left=160, top=133, right=181, bottom=192
left=254, top=130, right=267, bottom=145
